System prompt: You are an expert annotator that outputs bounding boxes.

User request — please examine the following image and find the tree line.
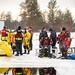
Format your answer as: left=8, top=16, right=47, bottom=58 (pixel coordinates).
left=0, top=0, right=74, bottom=31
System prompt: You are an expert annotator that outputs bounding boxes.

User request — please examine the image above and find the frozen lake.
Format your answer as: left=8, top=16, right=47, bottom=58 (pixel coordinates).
left=0, top=32, right=75, bottom=75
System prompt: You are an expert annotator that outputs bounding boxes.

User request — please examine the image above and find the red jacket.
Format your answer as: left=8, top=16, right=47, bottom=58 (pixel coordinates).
left=63, top=37, right=71, bottom=48
left=1, top=29, right=7, bottom=37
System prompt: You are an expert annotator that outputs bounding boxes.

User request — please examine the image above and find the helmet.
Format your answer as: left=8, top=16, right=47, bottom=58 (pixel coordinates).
left=62, top=27, right=66, bottom=31
left=17, top=26, right=21, bottom=30
left=49, top=28, right=52, bottom=31
left=3, top=26, right=6, bottom=29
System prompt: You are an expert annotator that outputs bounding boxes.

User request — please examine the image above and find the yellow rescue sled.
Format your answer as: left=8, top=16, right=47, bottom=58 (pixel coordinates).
left=0, top=41, right=12, bottom=56
left=0, top=68, right=9, bottom=74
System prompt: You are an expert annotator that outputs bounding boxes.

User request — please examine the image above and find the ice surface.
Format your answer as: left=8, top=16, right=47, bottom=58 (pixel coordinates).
left=0, top=32, right=75, bottom=75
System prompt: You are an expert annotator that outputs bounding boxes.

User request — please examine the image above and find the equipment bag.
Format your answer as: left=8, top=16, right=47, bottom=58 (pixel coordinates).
left=67, top=54, right=75, bottom=60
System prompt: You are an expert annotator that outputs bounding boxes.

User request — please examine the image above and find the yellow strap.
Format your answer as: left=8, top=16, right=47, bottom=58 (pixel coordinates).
left=15, top=38, right=22, bottom=40
left=1, top=37, right=7, bottom=41
left=15, top=72, right=22, bottom=74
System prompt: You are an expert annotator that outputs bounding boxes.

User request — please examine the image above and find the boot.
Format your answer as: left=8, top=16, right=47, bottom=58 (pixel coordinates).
left=27, top=50, right=30, bottom=54
left=24, top=50, right=26, bottom=54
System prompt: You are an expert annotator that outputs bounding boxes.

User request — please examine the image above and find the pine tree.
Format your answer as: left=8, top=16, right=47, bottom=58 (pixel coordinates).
left=48, top=0, right=57, bottom=26
left=20, top=0, right=44, bottom=31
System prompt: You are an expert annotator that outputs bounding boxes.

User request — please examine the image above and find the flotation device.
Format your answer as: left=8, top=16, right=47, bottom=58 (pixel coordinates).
left=0, top=41, right=12, bottom=56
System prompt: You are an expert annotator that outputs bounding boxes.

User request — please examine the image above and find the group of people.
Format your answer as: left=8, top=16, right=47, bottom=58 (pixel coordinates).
left=39, top=27, right=57, bottom=49
left=0, top=26, right=33, bottom=56
left=0, top=25, right=72, bottom=58
left=39, top=27, right=72, bottom=58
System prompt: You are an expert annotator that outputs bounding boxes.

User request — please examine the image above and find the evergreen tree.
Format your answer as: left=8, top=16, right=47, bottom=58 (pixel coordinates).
left=0, top=11, right=6, bottom=20
left=5, top=11, right=12, bottom=29
left=62, top=9, right=73, bottom=30
left=48, top=0, right=57, bottom=26
left=6, top=11, right=12, bottom=21
left=20, top=0, right=44, bottom=31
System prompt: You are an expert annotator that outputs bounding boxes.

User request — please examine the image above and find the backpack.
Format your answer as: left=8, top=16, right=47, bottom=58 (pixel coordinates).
left=68, top=54, right=75, bottom=60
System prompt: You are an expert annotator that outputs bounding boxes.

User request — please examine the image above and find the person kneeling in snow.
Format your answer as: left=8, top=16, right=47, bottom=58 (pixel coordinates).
left=39, top=35, right=53, bottom=57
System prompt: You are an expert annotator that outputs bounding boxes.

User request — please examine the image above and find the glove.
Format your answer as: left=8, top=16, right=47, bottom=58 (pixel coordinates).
left=62, top=45, right=66, bottom=49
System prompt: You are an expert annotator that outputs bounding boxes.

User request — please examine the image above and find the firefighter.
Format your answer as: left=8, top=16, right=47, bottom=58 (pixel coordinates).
left=49, top=67, right=56, bottom=75
left=15, top=26, right=23, bottom=56
left=11, top=33, right=16, bottom=54
left=39, top=35, right=53, bottom=57
left=28, top=27, right=33, bottom=50
left=57, top=27, right=67, bottom=54
left=39, top=27, right=48, bottom=48
left=22, top=68, right=31, bottom=75
left=12, top=68, right=31, bottom=75
left=23, top=28, right=31, bottom=54
left=39, top=68, right=48, bottom=75
left=6, top=26, right=12, bottom=44
left=58, top=27, right=71, bottom=54
left=61, top=30, right=71, bottom=58
left=1, top=26, right=8, bottom=41
left=12, top=68, right=23, bottom=75
left=49, top=28, right=57, bottom=48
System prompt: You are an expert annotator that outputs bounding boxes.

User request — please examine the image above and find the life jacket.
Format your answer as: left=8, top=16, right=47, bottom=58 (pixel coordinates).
left=15, top=32, right=23, bottom=40
left=12, top=68, right=23, bottom=75
left=42, top=37, right=49, bottom=46
left=63, top=37, right=72, bottom=48
left=1, top=29, right=7, bottom=37
left=11, top=34, right=15, bottom=43
left=61, top=31, right=66, bottom=41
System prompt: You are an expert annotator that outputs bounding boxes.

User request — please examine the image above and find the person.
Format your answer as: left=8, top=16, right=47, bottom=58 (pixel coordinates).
left=12, top=68, right=23, bottom=75
left=23, top=28, right=31, bottom=54
left=1, top=26, right=8, bottom=41
left=15, top=26, right=23, bottom=56
left=39, top=68, right=48, bottom=75
left=12, top=68, right=31, bottom=75
left=22, top=68, right=31, bottom=75
left=49, top=28, right=57, bottom=48
left=60, top=31, right=71, bottom=58
left=57, top=27, right=70, bottom=54
left=49, top=67, right=56, bottom=75
left=11, top=33, right=16, bottom=54
left=28, top=27, right=33, bottom=50
left=39, top=27, right=48, bottom=48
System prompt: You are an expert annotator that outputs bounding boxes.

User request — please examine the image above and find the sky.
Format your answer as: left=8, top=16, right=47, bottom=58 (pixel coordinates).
left=0, top=0, right=75, bottom=20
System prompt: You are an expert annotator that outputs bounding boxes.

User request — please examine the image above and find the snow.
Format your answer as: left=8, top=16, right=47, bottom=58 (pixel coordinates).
left=0, top=21, right=4, bottom=31
left=0, top=32, right=75, bottom=75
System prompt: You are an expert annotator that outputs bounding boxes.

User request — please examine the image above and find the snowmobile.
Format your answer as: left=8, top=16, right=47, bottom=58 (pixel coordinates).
left=0, top=41, right=12, bottom=56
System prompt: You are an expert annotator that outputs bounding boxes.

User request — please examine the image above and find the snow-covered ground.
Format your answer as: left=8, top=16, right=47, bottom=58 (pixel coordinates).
left=0, top=32, right=75, bottom=75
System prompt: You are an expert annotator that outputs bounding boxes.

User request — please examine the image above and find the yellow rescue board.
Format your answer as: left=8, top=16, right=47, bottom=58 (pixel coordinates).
left=0, top=68, right=9, bottom=73
left=0, top=41, right=12, bottom=56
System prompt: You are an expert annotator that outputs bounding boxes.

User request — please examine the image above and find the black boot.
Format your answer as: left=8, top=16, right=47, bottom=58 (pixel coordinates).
left=24, top=50, right=26, bottom=54
left=27, top=50, right=30, bottom=54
